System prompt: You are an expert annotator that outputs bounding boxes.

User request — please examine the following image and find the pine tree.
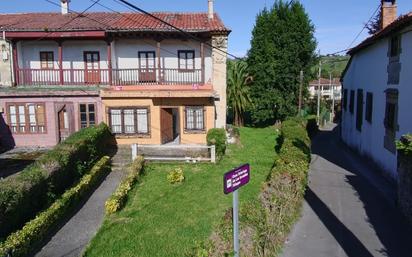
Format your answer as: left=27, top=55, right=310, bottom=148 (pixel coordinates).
left=247, top=0, right=317, bottom=124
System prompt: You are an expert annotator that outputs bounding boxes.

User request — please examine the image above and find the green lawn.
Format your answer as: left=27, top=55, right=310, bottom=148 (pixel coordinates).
left=84, top=127, right=277, bottom=257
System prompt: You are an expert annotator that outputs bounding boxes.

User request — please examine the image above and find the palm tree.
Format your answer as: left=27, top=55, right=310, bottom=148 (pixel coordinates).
left=227, top=61, right=253, bottom=126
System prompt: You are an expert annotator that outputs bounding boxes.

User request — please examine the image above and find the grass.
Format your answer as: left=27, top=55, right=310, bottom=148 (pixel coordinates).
left=84, top=127, right=278, bottom=257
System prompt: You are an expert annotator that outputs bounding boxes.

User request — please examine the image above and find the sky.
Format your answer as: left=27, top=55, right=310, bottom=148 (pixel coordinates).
left=2, top=0, right=412, bottom=57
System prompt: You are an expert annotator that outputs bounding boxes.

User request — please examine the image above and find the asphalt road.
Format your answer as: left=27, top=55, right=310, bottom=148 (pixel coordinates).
left=281, top=125, right=412, bottom=257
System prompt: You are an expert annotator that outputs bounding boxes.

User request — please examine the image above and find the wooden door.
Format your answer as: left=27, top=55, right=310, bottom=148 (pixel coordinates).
left=84, top=51, right=100, bottom=84
left=160, top=108, right=174, bottom=144
left=58, top=107, right=70, bottom=142
left=139, top=51, right=156, bottom=83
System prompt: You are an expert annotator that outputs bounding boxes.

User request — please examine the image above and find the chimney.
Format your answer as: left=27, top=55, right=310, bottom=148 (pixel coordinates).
left=61, top=0, right=70, bottom=15
left=381, top=0, right=397, bottom=29
left=208, top=0, right=214, bottom=20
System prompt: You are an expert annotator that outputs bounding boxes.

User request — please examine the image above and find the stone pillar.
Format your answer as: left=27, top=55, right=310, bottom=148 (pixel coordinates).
left=211, top=35, right=228, bottom=129
left=0, top=39, right=12, bottom=87
left=397, top=135, right=412, bottom=226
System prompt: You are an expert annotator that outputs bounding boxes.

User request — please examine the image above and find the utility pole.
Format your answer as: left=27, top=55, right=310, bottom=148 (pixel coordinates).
left=317, top=60, right=322, bottom=125
left=298, top=70, right=303, bottom=116
left=330, top=72, right=335, bottom=122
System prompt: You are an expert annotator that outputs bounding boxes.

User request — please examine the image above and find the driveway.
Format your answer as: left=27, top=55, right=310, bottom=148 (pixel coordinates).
left=281, top=124, right=412, bottom=257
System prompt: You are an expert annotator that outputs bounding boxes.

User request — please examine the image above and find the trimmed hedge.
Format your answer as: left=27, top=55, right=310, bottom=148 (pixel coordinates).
left=206, top=128, right=227, bottom=159
left=105, top=156, right=145, bottom=214
left=204, top=118, right=311, bottom=256
left=0, top=123, right=113, bottom=240
left=0, top=156, right=111, bottom=257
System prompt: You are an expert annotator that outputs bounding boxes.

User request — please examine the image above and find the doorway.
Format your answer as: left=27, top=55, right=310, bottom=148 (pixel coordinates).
left=160, top=108, right=180, bottom=144
left=138, top=51, right=156, bottom=83
left=58, top=106, right=70, bottom=142
left=84, top=51, right=101, bottom=84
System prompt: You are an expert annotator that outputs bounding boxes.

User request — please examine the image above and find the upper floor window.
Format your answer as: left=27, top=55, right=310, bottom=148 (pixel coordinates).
left=390, top=35, right=401, bottom=57
left=7, top=103, right=46, bottom=134
left=185, top=106, right=204, bottom=131
left=79, top=103, right=96, bottom=129
left=40, top=51, right=54, bottom=69
left=178, top=50, right=195, bottom=70
left=109, top=107, right=150, bottom=135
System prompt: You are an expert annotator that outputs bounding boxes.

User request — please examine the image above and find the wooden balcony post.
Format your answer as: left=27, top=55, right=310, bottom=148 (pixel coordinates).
left=201, top=42, right=205, bottom=84
left=107, top=39, right=113, bottom=85
left=58, top=41, right=64, bottom=85
left=157, top=41, right=161, bottom=84
left=12, top=41, right=19, bottom=86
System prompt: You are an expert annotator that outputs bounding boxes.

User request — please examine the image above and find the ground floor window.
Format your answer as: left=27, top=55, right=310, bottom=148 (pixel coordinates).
left=7, top=103, right=46, bottom=134
left=185, top=106, right=204, bottom=131
left=384, top=89, right=399, bottom=153
left=109, top=107, right=150, bottom=135
left=79, top=103, right=96, bottom=128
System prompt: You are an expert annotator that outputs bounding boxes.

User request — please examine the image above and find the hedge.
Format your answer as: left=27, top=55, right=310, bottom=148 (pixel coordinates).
left=206, top=128, right=227, bottom=159
left=0, top=123, right=113, bottom=240
left=203, top=118, right=312, bottom=256
left=0, top=156, right=111, bottom=257
left=105, top=156, right=145, bottom=214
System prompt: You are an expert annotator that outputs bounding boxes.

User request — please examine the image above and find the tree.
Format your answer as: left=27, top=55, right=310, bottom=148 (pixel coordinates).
left=247, top=0, right=317, bottom=125
left=366, top=8, right=382, bottom=35
left=227, top=60, right=253, bottom=126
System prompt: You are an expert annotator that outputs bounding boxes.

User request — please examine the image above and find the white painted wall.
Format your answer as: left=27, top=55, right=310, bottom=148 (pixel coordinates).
left=342, top=26, right=412, bottom=179
left=308, top=84, right=342, bottom=100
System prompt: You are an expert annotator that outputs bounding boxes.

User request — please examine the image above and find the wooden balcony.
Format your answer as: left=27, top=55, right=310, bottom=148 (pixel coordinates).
left=15, top=68, right=204, bottom=86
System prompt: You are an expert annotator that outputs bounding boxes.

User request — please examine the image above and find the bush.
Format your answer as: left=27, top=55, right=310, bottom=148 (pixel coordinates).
left=167, top=168, right=185, bottom=184
left=207, top=128, right=227, bottom=159
left=105, top=156, right=145, bottom=214
left=207, top=118, right=311, bottom=256
left=0, top=156, right=111, bottom=257
left=0, top=123, right=113, bottom=240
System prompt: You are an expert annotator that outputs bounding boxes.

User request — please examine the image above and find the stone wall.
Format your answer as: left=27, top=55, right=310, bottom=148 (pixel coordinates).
left=397, top=134, right=412, bottom=225
left=211, top=35, right=228, bottom=129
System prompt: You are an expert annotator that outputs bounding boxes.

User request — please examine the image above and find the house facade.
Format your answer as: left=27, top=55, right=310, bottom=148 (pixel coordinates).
left=341, top=0, right=412, bottom=179
left=0, top=1, right=230, bottom=148
left=308, top=78, right=342, bottom=101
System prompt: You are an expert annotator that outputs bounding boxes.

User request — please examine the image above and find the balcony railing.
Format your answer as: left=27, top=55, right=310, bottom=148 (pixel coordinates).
left=16, top=68, right=204, bottom=86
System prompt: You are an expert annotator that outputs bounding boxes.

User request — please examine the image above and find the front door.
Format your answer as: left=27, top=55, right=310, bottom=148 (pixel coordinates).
left=138, top=51, right=156, bottom=83
left=84, top=51, right=100, bottom=84
left=58, top=107, right=70, bottom=142
left=161, top=108, right=174, bottom=144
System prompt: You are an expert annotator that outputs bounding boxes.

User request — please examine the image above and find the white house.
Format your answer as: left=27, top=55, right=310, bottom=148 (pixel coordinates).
left=341, top=0, right=412, bottom=179
left=308, top=78, right=342, bottom=101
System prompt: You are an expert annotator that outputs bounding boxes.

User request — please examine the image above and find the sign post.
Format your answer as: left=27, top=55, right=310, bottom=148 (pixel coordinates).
left=224, top=164, right=250, bottom=257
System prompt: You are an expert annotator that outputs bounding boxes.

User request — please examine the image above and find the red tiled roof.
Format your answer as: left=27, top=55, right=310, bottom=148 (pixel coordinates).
left=309, top=78, right=341, bottom=85
left=348, top=12, right=412, bottom=55
left=0, top=12, right=230, bottom=33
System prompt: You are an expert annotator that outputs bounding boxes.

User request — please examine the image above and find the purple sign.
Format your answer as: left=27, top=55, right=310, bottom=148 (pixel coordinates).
left=224, top=164, right=250, bottom=194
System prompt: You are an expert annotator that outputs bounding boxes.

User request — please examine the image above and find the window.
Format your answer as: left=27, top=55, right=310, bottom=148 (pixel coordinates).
left=343, top=89, right=348, bottom=111
left=384, top=89, right=399, bottom=153
left=7, top=103, right=46, bottom=134
left=356, top=89, right=364, bottom=132
left=365, top=92, right=373, bottom=123
left=349, top=90, right=355, bottom=114
left=185, top=106, right=204, bottom=131
left=79, top=103, right=96, bottom=129
left=40, top=51, right=54, bottom=69
left=390, top=35, right=401, bottom=57
left=178, top=50, right=195, bottom=70
left=109, top=107, right=150, bottom=135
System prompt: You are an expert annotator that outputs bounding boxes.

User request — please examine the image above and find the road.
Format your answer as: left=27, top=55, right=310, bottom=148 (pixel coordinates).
left=281, top=124, right=412, bottom=257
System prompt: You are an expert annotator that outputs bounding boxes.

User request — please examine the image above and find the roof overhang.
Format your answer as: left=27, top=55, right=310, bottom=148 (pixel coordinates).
left=4, top=30, right=106, bottom=39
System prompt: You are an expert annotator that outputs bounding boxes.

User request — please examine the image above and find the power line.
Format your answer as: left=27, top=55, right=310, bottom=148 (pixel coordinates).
left=326, top=3, right=381, bottom=56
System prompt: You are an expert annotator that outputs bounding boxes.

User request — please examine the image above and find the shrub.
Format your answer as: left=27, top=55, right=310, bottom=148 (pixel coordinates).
left=207, top=128, right=227, bottom=159
left=207, top=118, right=311, bottom=256
left=0, top=156, right=111, bottom=257
left=167, top=168, right=185, bottom=184
left=0, top=123, right=113, bottom=240
left=105, top=156, right=145, bottom=214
